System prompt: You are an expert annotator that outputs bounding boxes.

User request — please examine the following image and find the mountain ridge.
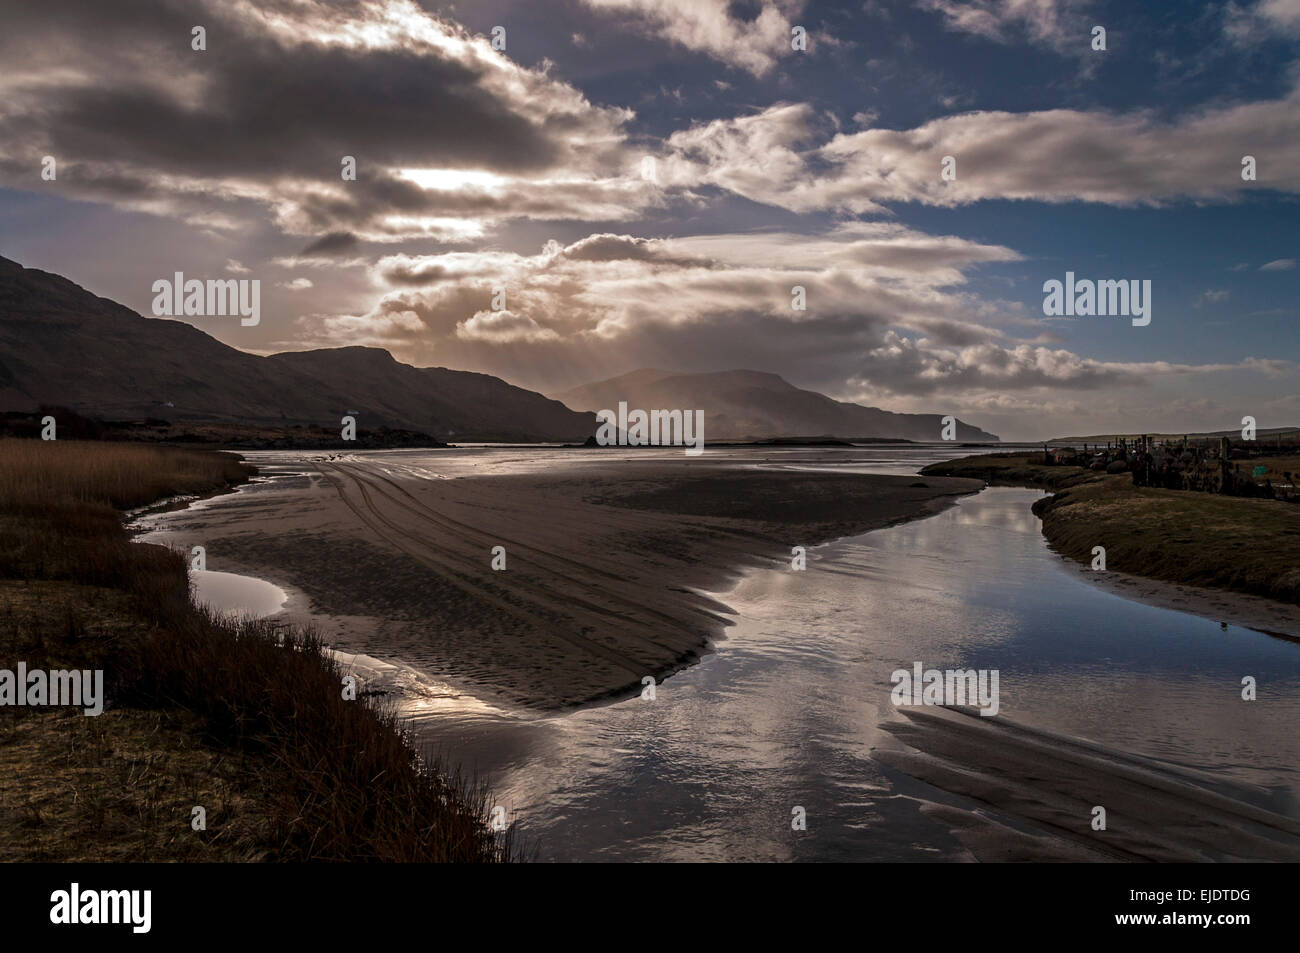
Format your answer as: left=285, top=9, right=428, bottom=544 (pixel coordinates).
left=553, top=367, right=999, bottom=442
left=0, top=256, right=1000, bottom=443
left=0, top=256, right=598, bottom=442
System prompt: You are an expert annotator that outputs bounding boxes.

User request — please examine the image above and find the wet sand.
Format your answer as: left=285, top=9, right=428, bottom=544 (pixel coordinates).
left=135, top=455, right=1300, bottom=862
left=152, top=453, right=982, bottom=709
left=877, top=706, right=1300, bottom=862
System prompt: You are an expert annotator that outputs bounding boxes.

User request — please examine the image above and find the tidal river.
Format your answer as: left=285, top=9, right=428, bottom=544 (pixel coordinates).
left=132, top=447, right=1300, bottom=861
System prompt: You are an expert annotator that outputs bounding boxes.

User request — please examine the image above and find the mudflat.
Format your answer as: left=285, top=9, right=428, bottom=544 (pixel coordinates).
left=163, top=454, right=983, bottom=709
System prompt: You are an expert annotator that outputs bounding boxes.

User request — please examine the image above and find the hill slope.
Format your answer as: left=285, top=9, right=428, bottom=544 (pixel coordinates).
left=0, top=256, right=597, bottom=441
left=553, top=368, right=999, bottom=442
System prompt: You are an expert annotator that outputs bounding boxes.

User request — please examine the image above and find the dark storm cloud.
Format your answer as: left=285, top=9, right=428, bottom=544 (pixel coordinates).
left=0, top=0, right=634, bottom=236
left=31, top=46, right=558, bottom=177
left=378, top=259, right=454, bottom=286
left=300, top=231, right=361, bottom=256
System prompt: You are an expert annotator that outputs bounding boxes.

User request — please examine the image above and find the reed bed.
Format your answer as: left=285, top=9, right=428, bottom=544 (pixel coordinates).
left=0, top=438, right=510, bottom=861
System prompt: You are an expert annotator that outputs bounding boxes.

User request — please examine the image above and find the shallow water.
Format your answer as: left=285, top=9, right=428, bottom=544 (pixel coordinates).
left=190, top=569, right=287, bottom=619
left=399, top=486, right=1300, bottom=860
left=134, top=447, right=1300, bottom=860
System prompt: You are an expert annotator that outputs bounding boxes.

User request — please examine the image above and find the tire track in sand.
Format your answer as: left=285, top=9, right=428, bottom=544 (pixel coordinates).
left=318, top=463, right=687, bottom=679
left=337, top=463, right=711, bottom=644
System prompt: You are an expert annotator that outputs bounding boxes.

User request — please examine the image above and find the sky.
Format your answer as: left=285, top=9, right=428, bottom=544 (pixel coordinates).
left=0, top=0, right=1297, bottom=441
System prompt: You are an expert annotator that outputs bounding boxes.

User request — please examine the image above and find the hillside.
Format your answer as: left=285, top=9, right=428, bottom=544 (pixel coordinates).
left=0, top=257, right=597, bottom=442
left=553, top=368, right=999, bottom=442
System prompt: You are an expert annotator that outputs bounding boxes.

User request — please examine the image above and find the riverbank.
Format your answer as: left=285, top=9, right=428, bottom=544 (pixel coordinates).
left=125, top=449, right=1300, bottom=862
left=0, top=439, right=506, bottom=861
left=142, top=453, right=985, bottom=710
left=921, top=452, right=1300, bottom=626
left=318, top=481, right=1300, bottom=863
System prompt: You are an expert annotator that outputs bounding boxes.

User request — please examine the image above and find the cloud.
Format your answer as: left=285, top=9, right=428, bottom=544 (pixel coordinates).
left=845, top=331, right=1134, bottom=397
left=273, top=225, right=1254, bottom=411
left=663, top=104, right=885, bottom=214
left=0, top=0, right=639, bottom=241
left=664, top=89, right=1300, bottom=211
left=580, top=0, right=804, bottom=76
left=6, top=0, right=1292, bottom=443
left=1224, top=0, right=1300, bottom=44
left=456, top=310, right=560, bottom=343
left=300, top=232, right=362, bottom=257
left=1195, top=289, right=1231, bottom=306
left=562, top=233, right=662, bottom=262
left=1260, top=258, right=1297, bottom=270
left=11, top=0, right=1299, bottom=250
left=919, top=0, right=1092, bottom=52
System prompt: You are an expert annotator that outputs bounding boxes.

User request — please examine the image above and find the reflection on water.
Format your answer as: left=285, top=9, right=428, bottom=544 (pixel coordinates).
left=133, top=447, right=1300, bottom=860
left=190, top=569, right=286, bottom=619
left=394, top=487, right=1300, bottom=861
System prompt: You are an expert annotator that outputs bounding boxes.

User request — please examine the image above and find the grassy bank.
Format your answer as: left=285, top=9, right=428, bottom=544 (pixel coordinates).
left=0, top=439, right=506, bottom=861
left=918, top=451, right=1098, bottom=491
left=921, top=453, right=1300, bottom=605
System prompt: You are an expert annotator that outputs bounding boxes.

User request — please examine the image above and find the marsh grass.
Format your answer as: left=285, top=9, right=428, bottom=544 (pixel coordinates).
left=0, top=438, right=511, bottom=861
left=0, top=437, right=250, bottom=510
left=120, top=608, right=510, bottom=861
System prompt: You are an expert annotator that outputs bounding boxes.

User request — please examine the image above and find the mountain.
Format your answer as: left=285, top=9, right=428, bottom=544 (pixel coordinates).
left=552, top=368, right=999, bottom=442
left=0, top=257, right=597, bottom=441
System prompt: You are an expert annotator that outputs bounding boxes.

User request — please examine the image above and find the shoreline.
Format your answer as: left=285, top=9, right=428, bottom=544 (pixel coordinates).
left=1054, top=559, right=1300, bottom=642
left=0, top=439, right=509, bottom=862
left=921, top=452, right=1300, bottom=631
left=139, top=452, right=986, bottom=711
left=143, top=446, right=1300, bottom=716
left=18, top=442, right=1299, bottom=863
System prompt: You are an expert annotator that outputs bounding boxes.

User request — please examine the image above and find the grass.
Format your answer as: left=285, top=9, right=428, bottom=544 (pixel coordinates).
left=1032, top=476, right=1300, bottom=605
left=0, top=703, right=274, bottom=862
left=922, top=453, right=1300, bottom=604
left=0, top=439, right=249, bottom=590
left=0, top=438, right=509, bottom=861
left=0, top=438, right=252, bottom=510
left=920, top=451, right=1098, bottom=491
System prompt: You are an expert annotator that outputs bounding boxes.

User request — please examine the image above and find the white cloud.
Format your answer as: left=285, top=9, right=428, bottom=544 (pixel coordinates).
left=664, top=88, right=1300, bottom=212
left=0, top=0, right=639, bottom=241
left=919, top=0, right=1091, bottom=51
left=276, top=226, right=1261, bottom=413
left=580, top=0, right=804, bottom=76
left=664, top=104, right=885, bottom=214
left=456, top=310, right=561, bottom=343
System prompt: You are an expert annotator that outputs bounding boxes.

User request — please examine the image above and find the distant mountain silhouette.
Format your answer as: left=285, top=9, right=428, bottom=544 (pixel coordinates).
left=0, top=256, right=597, bottom=441
left=553, top=368, right=999, bottom=442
